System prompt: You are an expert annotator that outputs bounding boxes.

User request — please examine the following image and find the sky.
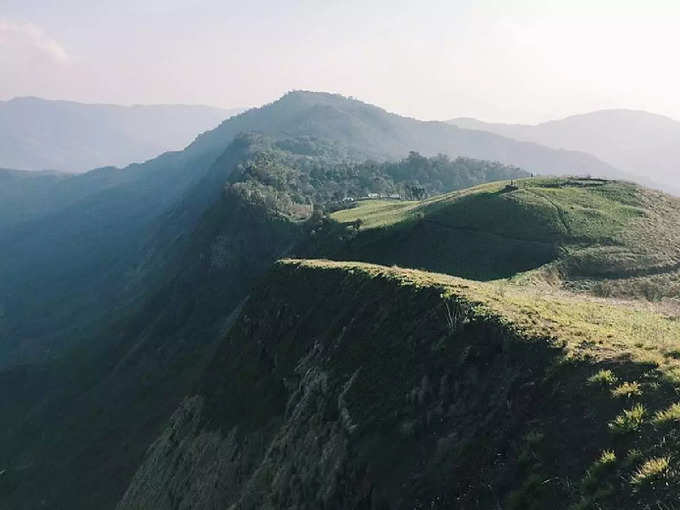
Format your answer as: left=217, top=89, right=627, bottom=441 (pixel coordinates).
left=1, top=0, right=679, bottom=123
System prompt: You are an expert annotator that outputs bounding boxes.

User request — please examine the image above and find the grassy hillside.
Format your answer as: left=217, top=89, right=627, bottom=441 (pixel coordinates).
left=0, top=90, right=546, bottom=369
left=0, top=134, right=530, bottom=509
left=0, top=94, right=671, bottom=509
left=303, top=177, right=680, bottom=298
left=118, top=259, right=680, bottom=509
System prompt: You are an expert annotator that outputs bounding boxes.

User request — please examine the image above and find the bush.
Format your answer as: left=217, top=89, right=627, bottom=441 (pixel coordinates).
left=588, top=369, right=618, bottom=387
left=609, top=404, right=646, bottom=434
left=653, top=402, right=680, bottom=425
left=631, top=457, right=669, bottom=486
left=611, top=381, right=642, bottom=399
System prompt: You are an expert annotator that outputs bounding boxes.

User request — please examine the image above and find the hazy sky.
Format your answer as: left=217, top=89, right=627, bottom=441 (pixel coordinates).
left=1, top=0, right=679, bottom=123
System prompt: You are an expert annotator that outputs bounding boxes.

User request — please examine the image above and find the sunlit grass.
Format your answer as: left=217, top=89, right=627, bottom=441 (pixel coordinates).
left=330, top=199, right=419, bottom=229
left=653, top=402, right=680, bottom=425
left=611, top=381, right=642, bottom=399
left=609, top=404, right=646, bottom=434
left=327, top=177, right=680, bottom=301
left=630, top=456, right=669, bottom=486
left=278, top=258, right=680, bottom=505
left=588, top=369, right=618, bottom=387
left=281, top=259, right=680, bottom=373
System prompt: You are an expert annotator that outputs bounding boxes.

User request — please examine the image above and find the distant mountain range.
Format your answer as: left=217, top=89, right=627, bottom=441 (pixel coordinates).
left=449, top=109, right=680, bottom=193
left=0, top=97, right=243, bottom=172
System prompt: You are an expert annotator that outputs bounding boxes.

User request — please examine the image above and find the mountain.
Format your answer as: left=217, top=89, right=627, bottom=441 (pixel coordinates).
left=449, top=110, right=680, bottom=193
left=118, top=258, right=680, bottom=509
left=0, top=97, right=242, bottom=172
left=0, top=114, right=531, bottom=508
left=302, top=177, right=680, bottom=299
left=116, top=178, right=680, bottom=509
left=0, top=91, right=621, bottom=368
left=190, top=91, right=621, bottom=177
left=0, top=92, right=668, bottom=509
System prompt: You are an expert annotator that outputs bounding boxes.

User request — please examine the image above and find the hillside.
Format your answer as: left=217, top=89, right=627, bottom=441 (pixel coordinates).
left=118, top=259, right=680, bottom=509
left=0, top=93, right=671, bottom=510
left=0, top=91, right=604, bottom=369
left=302, top=177, right=680, bottom=299
left=449, top=110, right=680, bottom=193
left=0, top=137, right=528, bottom=509
left=191, top=91, right=620, bottom=177
left=3, top=172, right=679, bottom=508
left=0, top=97, right=241, bottom=172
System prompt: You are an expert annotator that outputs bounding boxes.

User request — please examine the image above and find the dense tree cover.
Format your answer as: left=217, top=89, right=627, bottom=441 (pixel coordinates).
left=226, top=134, right=528, bottom=220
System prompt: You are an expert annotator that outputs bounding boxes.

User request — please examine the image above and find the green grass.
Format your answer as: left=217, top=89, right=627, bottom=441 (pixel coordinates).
left=652, top=402, right=680, bottom=424
left=588, top=369, right=618, bottom=386
left=611, top=381, right=642, bottom=398
left=331, top=178, right=646, bottom=244
left=323, top=177, right=680, bottom=299
left=609, top=404, right=646, bottom=434
left=283, top=258, right=680, bottom=371
left=330, top=199, right=419, bottom=229
left=275, top=259, right=680, bottom=506
left=631, top=456, right=670, bottom=486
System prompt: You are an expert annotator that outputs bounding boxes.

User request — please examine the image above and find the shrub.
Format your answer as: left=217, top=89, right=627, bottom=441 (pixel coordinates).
left=588, top=369, right=618, bottom=387
left=598, top=450, right=617, bottom=465
left=652, top=402, right=680, bottom=425
left=631, top=456, right=669, bottom=486
left=611, top=381, right=642, bottom=399
left=609, top=404, right=646, bottom=434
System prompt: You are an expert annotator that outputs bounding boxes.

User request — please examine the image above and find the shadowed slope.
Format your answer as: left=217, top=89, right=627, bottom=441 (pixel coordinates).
left=118, top=259, right=680, bottom=509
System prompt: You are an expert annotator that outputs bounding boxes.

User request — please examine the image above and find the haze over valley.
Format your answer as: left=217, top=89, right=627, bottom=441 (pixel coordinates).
left=0, top=97, right=242, bottom=172
left=2, top=2, right=680, bottom=509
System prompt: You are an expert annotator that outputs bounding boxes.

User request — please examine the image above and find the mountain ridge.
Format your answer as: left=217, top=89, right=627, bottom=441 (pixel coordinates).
left=448, top=109, right=680, bottom=193
left=118, top=258, right=680, bottom=509
left=0, top=91, right=675, bottom=510
left=0, top=96, right=243, bottom=172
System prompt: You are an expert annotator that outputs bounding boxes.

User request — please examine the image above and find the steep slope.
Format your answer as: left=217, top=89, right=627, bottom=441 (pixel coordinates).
left=0, top=138, right=529, bottom=509
left=0, top=168, right=71, bottom=230
left=302, top=177, right=680, bottom=299
left=449, top=110, right=680, bottom=193
left=0, top=97, right=241, bottom=172
left=0, top=90, right=595, bottom=368
left=119, top=259, right=680, bottom=509
left=0, top=92, right=648, bottom=509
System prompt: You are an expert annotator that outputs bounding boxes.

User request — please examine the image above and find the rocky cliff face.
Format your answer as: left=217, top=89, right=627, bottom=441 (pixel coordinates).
left=118, top=260, right=578, bottom=509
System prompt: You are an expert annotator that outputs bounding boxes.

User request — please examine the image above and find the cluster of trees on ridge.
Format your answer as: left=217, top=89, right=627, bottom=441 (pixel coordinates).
left=226, top=134, right=528, bottom=220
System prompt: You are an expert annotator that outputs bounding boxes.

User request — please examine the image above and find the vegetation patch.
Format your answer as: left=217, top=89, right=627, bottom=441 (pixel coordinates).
left=652, top=402, right=680, bottom=425
left=611, top=381, right=642, bottom=398
left=588, top=369, right=618, bottom=387
left=630, top=456, right=670, bottom=486
left=609, top=404, right=646, bottom=434
left=264, top=259, right=680, bottom=508
left=317, top=177, right=680, bottom=300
